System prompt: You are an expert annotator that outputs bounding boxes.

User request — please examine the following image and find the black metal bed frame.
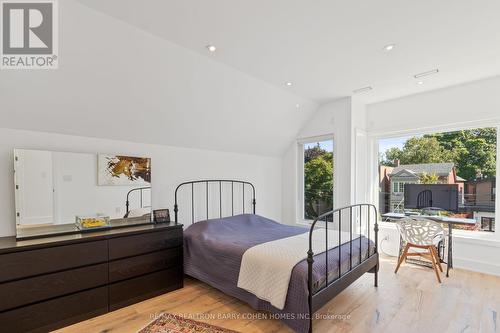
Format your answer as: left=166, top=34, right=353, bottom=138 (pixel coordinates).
left=174, top=180, right=379, bottom=333
left=174, top=180, right=256, bottom=224
left=307, top=204, right=379, bottom=332
left=124, top=187, right=151, bottom=218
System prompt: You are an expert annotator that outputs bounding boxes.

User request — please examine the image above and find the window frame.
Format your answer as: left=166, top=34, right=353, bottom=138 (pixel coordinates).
left=392, top=180, right=404, bottom=194
left=392, top=181, right=406, bottom=194
left=297, top=134, right=335, bottom=224
left=372, top=123, right=500, bottom=238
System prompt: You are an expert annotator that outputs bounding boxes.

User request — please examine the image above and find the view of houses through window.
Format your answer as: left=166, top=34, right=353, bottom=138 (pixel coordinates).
left=379, top=127, right=497, bottom=232
left=303, top=139, right=334, bottom=220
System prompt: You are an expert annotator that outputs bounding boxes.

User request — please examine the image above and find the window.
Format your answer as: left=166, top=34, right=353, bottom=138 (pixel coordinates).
left=379, top=127, right=497, bottom=232
left=392, top=181, right=416, bottom=194
left=301, top=138, right=334, bottom=220
left=393, top=182, right=406, bottom=193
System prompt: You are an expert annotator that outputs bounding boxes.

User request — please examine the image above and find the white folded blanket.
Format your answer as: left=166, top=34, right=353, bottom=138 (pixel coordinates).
left=237, top=228, right=351, bottom=310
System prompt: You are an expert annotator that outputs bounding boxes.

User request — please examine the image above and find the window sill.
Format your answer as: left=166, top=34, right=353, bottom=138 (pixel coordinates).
left=296, top=219, right=333, bottom=229
left=378, top=220, right=500, bottom=245
left=378, top=221, right=398, bottom=229
left=306, top=220, right=499, bottom=242
left=451, top=229, right=500, bottom=246
left=296, top=220, right=315, bottom=228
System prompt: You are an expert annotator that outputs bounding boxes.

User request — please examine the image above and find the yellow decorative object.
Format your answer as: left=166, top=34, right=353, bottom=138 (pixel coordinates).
left=76, top=215, right=110, bottom=230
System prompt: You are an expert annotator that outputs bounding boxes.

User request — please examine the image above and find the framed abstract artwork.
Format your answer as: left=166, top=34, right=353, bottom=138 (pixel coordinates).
left=98, top=155, right=151, bottom=186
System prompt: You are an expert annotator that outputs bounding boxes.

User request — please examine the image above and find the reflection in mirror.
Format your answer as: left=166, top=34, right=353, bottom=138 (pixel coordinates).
left=14, top=149, right=152, bottom=239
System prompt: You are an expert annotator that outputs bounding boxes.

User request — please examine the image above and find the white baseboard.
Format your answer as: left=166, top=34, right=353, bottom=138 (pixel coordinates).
left=453, top=257, right=500, bottom=277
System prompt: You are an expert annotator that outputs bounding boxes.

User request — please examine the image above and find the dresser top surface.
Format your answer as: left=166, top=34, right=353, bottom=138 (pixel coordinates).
left=0, top=223, right=183, bottom=254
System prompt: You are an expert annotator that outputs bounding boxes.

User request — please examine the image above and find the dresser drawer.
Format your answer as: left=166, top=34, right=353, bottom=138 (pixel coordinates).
left=0, top=263, right=108, bottom=312
left=109, top=247, right=182, bottom=283
left=108, top=228, right=183, bottom=260
left=0, top=286, right=108, bottom=333
left=109, top=266, right=183, bottom=311
left=0, top=240, right=108, bottom=283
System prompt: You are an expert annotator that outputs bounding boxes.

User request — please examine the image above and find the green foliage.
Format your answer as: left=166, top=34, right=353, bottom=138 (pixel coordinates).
left=305, top=143, right=327, bottom=163
left=304, top=145, right=333, bottom=219
left=381, top=128, right=497, bottom=180
left=419, top=172, right=440, bottom=184
left=383, top=136, right=453, bottom=165
left=431, top=128, right=497, bottom=180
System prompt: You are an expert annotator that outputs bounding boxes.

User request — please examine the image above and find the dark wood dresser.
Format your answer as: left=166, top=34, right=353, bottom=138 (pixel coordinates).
left=0, top=223, right=183, bottom=333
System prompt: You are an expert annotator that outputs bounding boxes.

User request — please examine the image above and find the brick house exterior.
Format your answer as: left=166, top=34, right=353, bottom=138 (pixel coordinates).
left=380, top=162, right=464, bottom=213
left=465, top=177, right=496, bottom=231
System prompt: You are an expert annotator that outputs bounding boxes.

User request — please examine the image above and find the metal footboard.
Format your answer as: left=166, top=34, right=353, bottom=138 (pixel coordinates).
left=307, top=204, right=379, bottom=332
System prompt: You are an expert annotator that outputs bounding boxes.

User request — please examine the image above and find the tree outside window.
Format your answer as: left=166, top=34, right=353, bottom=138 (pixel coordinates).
left=303, top=140, right=333, bottom=220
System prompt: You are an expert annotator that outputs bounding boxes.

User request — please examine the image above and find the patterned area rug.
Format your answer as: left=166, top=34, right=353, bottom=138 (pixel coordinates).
left=138, top=313, right=240, bottom=333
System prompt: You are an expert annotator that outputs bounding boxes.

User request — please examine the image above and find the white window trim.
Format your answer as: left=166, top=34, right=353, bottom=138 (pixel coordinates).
left=297, top=134, right=335, bottom=224
left=370, top=121, right=500, bottom=240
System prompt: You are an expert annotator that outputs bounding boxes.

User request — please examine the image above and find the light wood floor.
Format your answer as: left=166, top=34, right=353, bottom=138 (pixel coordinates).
left=56, top=256, right=500, bottom=333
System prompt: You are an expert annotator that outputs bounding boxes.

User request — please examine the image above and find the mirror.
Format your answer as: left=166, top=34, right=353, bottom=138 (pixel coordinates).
left=14, top=149, right=152, bottom=239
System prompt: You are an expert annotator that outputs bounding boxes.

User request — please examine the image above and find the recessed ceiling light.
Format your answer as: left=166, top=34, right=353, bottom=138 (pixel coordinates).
left=206, top=45, right=217, bottom=52
left=383, top=44, right=396, bottom=51
left=285, top=82, right=293, bottom=86
left=353, top=86, right=373, bottom=94
left=414, top=69, right=439, bottom=78
left=417, top=81, right=424, bottom=85
left=295, top=104, right=300, bottom=108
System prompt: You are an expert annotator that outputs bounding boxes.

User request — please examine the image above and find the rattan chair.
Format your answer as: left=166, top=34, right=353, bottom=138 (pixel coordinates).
left=395, top=217, right=444, bottom=283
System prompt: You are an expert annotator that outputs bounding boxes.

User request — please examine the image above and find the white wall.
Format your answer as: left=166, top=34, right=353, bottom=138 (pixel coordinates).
left=0, top=128, right=282, bottom=237
left=365, top=76, right=500, bottom=276
left=281, top=97, right=354, bottom=225
left=367, top=76, right=500, bottom=135
left=351, top=99, right=370, bottom=205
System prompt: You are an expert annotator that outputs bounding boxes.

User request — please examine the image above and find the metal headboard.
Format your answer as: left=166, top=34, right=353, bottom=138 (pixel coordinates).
left=174, top=180, right=256, bottom=225
left=124, top=187, right=151, bottom=218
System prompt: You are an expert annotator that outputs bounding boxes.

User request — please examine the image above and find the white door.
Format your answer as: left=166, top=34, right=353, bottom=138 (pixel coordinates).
left=15, top=150, right=55, bottom=226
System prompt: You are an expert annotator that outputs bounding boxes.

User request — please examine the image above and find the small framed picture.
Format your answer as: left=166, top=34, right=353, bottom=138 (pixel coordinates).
left=153, top=209, right=170, bottom=223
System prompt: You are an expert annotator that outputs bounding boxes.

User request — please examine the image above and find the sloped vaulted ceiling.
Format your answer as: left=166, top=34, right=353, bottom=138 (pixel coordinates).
left=78, top=0, right=500, bottom=105
left=0, top=0, right=317, bottom=156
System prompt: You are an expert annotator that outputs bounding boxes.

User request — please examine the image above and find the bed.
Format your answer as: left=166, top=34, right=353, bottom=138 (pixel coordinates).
left=175, top=180, right=379, bottom=333
left=123, top=186, right=151, bottom=218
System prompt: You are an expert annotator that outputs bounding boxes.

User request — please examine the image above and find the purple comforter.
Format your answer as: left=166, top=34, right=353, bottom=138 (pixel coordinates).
left=184, top=214, right=373, bottom=333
